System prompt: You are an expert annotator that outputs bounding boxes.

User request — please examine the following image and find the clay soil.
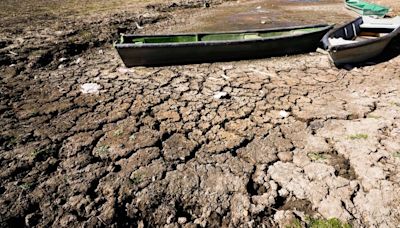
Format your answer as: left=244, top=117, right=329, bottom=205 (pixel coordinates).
left=1, top=0, right=400, bottom=227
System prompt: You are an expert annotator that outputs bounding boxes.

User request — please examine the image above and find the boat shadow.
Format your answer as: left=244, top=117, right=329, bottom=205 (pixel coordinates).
left=337, top=36, right=400, bottom=70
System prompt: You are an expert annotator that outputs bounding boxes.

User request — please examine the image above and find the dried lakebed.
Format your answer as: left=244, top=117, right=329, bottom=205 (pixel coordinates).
left=1, top=0, right=400, bottom=227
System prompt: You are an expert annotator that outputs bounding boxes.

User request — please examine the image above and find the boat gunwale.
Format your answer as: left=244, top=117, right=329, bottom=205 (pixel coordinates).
left=344, top=0, right=364, bottom=11
left=322, top=17, right=400, bottom=52
left=115, top=24, right=333, bottom=48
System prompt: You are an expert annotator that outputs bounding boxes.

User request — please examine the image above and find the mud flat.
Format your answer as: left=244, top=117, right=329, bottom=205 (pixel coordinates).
left=1, top=0, right=400, bottom=227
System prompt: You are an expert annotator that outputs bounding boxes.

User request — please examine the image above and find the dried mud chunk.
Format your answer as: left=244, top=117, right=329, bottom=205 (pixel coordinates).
left=155, top=110, right=181, bottom=122
left=131, top=128, right=160, bottom=149
left=130, top=159, right=166, bottom=189
left=60, top=131, right=102, bottom=157
left=93, top=126, right=138, bottom=160
left=204, top=129, right=244, bottom=154
left=117, top=147, right=160, bottom=175
left=318, top=195, right=353, bottom=222
left=237, top=137, right=278, bottom=165
left=162, top=133, right=197, bottom=161
left=230, top=193, right=250, bottom=225
left=277, top=152, right=293, bottom=162
left=41, top=100, right=73, bottom=115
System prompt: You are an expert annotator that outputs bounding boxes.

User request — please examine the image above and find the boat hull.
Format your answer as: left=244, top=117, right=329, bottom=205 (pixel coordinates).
left=344, top=0, right=389, bottom=17
left=328, top=38, right=391, bottom=65
left=115, top=25, right=332, bottom=67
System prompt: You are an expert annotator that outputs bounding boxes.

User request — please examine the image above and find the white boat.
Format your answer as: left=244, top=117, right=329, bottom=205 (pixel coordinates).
left=361, top=16, right=400, bottom=29
left=322, top=17, right=400, bottom=65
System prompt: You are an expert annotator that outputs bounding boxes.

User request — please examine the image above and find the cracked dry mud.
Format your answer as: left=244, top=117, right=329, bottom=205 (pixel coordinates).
left=1, top=0, right=400, bottom=227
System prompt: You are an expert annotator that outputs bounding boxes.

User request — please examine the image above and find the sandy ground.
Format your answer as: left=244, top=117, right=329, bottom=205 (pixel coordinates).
left=1, top=0, right=400, bottom=227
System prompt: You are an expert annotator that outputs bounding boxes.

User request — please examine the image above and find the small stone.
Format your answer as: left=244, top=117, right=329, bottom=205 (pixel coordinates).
left=117, top=67, right=130, bottom=74
left=80, top=83, right=101, bottom=94
left=261, top=20, right=266, bottom=24
left=166, top=214, right=174, bottom=224
left=278, top=188, right=289, bottom=197
left=178, top=217, right=187, bottom=224
left=279, top=110, right=290, bottom=118
left=277, top=152, right=293, bottom=162
left=59, top=57, right=67, bottom=62
left=213, top=91, right=229, bottom=99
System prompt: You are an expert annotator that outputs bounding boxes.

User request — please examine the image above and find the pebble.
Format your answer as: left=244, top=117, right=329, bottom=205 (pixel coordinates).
left=277, top=152, right=293, bottom=162
left=278, top=188, right=289, bottom=197
left=213, top=91, right=229, bottom=99
left=178, top=217, right=187, bottom=224
left=279, top=110, right=290, bottom=118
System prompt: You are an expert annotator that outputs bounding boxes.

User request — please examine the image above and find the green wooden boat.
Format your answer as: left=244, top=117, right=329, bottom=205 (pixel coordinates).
left=115, top=24, right=333, bottom=67
left=345, top=0, right=389, bottom=17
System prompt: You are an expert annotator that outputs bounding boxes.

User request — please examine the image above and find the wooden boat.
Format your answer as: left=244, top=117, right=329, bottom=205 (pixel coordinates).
left=115, top=24, right=333, bottom=67
left=344, top=0, right=389, bottom=17
left=322, top=17, right=400, bottom=66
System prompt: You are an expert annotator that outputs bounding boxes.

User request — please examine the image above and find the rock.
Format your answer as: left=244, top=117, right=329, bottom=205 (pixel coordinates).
left=277, top=152, right=293, bottom=162
left=279, top=110, right=290, bottom=118
left=178, top=217, right=187, bottom=224
left=318, top=195, right=352, bottom=222
left=117, top=67, right=130, bottom=74
left=278, top=188, right=289, bottom=197
left=213, top=91, right=229, bottom=99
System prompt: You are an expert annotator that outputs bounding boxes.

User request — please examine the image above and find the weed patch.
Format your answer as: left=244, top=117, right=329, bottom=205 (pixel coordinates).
left=348, top=134, right=368, bottom=140
left=96, top=145, right=110, bottom=154
left=308, top=152, right=326, bottom=161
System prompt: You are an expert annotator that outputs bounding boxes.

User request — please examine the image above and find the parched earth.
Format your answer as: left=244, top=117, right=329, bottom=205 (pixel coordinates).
left=1, top=0, right=400, bottom=227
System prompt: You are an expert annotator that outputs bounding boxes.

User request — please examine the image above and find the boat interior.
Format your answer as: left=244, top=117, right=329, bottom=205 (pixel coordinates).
left=328, top=18, right=393, bottom=46
left=121, top=27, right=324, bottom=44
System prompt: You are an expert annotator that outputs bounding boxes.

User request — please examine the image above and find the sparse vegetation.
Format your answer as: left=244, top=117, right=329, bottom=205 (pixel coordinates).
left=3, top=135, right=19, bottom=149
left=348, top=134, right=368, bottom=140
left=30, top=109, right=40, bottom=117
left=287, top=217, right=351, bottom=228
left=394, top=151, right=400, bottom=159
left=390, top=101, right=400, bottom=107
left=31, top=146, right=55, bottom=159
left=113, top=129, right=124, bottom=137
left=367, top=114, right=381, bottom=119
left=96, top=145, right=110, bottom=154
left=308, top=152, right=326, bottom=161
left=129, top=134, right=136, bottom=141
left=130, top=173, right=142, bottom=184
left=18, top=182, right=34, bottom=191
left=286, top=218, right=302, bottom=228
left=308, top=217, right=351, bottom=228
